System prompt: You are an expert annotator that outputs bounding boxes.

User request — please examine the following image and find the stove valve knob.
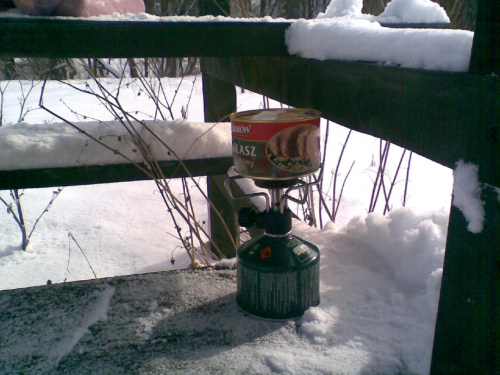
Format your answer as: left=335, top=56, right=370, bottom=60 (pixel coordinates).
left=238, top=207, right=256, bottom=228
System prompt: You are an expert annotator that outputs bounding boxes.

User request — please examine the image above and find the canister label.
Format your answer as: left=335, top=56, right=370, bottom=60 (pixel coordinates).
left=230, top=109, right=321, bottom=180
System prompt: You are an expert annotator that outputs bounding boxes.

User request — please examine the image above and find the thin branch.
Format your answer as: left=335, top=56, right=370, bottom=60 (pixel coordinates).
left=383, top=149, right=406, bottom=215
left=332, top=130, right=352, bottom=219
left=68, top=232, right=97, bottom=279
left=11, top=190, right=28, bottom=250
left=318, top=120, right=330, bottom=228
left=333, top=160, right=355, bottom=220
left=403, top=151, right=413, bottom=207
left=26, top=188, right=64, bottom=249
left=368, top=140, right=390, bottom=213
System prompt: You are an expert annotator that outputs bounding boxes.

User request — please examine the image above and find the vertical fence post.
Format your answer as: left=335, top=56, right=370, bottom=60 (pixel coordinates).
left=431, top=188, right=500, bottom=374
left=202, top=76, right=238, bottom=258
left=431, top=1, right=500, bottom=373
left=199, top=0, right=239, bottom=258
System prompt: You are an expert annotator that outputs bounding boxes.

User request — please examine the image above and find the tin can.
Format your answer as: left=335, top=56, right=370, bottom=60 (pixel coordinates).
left=230, top=109, right=321, bottom=180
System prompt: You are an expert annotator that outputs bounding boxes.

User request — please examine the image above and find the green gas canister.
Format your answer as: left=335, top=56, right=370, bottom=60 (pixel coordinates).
left=237, top=230, right=320, bottom=320
left=235, top=204, right=320, bottom=320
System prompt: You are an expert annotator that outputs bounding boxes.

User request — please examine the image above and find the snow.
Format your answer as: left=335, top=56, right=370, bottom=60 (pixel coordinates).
left=288, top=209, right=448, bottom=374
left=377, top=0, right=450, bottom=24
left=0, top=120, right=231, bottom=170
left=452, top=160, right=485, bottom=233
left=286, top=18, right=473, bottom=71
left=214, top=257, right=238, bottom=269
left=317, top=0, right=449, bottom=23
left=316, top=0, right=363, bottom=18
left=47, top=285, right=115, bottom=368
left=287, top=0, right=473, bottom=72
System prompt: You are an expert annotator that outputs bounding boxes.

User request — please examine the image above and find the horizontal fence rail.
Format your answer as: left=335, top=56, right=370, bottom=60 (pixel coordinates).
left=0, top=158, right=233, bottom=189
left=202, top=56, right=500, bottom=187
left=0, top=18, right=290, bottom=58
left=0, top=18, right=451, bottom=59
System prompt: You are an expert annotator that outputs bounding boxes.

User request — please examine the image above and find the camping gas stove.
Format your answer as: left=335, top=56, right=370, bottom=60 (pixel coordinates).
left=225, top=108, right=322, bottom=320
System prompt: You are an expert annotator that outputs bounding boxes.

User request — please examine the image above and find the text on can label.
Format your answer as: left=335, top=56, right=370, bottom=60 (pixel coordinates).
left=232, top=142, right=257, bottom=156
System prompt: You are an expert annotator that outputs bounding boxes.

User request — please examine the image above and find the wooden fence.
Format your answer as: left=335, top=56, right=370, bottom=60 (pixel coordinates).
left=0, top=0, right=499, bottom=373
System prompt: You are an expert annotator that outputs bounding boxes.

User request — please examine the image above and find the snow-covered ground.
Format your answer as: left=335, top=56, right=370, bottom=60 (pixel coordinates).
left=0, top=0, right=474, bottom=373
left=0, top=74, right=453, bottom=375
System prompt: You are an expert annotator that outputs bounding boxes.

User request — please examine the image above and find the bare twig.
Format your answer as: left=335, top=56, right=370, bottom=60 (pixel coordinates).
left=369, top=140, right=390, bottom=213
left=383, top=149, right=407, bottom=215
left=26, top=188, right=64, bottom=249
left=68, top=232, right=98, bottom=279
left=333, top=160, right=355, bottom=220
left=403, top=151, right=413, bottom=207
left=332, top=130, right=352, bottom=220
left=0, top=80, right=11, bottom=126
left=318, top=120, right=330, bottom=228
left=17, top=81, right=41, bottom=122
left=0, top=192, right=27, bottom=249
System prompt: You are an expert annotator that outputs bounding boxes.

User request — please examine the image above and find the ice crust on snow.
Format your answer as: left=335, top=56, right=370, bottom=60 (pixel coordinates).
left=0, top=209, right=448, bottom=374
left=47, top=285, right=114, bottom=369
left=0, top=120, right=231, bottom=170
left=452, top=160, right=485, bottom=233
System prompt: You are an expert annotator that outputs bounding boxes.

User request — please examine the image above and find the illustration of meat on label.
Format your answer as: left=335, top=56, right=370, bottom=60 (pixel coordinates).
left=266, top=124, right=320, bottom=173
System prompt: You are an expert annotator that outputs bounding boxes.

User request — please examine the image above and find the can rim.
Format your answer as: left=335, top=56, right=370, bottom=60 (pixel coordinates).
left=233, top=168, right=319, bottom=180
left=229, top=108, right=321, bottom=123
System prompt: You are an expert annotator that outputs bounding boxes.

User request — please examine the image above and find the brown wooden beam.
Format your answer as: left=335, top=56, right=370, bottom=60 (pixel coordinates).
left=0, top=157, right=233, bottom=189
left=0, top=17, right=452, bottom=59
left=431, top=186, right=500, bottom=374
left=202, top=56, right=500, bottom=187
left=469, top=0, right=500, bottom=74
left=0, top=18, right=290, bottom=58
left=201, top=73, right=239, bottom=258
left=431, top=2, right=500, bottom=373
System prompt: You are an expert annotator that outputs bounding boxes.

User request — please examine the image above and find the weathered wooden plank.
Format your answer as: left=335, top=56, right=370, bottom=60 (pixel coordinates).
left=202, top=56, right=500, bottom=187
left=0, top=18, right=290, bottom=58
left=201, top=72, right=239, bottom=258
left=198, top=0, right=240, bottom=258
left=431, top=1, right=500, bottom=373
left=431, top=186, right=500, bottom=374
left=469, top=0, right=500, bottom=74
left=0, top=17, right=451, bottom=59
left=0, top=157, right=233, bottom=189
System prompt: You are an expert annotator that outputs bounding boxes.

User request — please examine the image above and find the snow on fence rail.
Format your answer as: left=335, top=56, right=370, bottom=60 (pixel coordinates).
left=0, top=121, right=233, bottom=189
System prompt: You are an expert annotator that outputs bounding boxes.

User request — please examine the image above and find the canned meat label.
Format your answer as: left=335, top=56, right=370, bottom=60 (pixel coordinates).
left=230, top=109, right=321, bottom=180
